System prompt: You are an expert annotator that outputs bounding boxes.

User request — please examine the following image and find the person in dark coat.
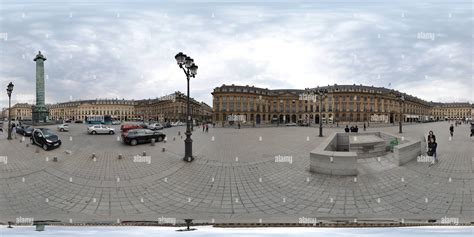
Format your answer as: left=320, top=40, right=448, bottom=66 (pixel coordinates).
left=427, top=130, right=436, bottom=143
left=344, top=125, right=349, bottom=133
left=428, top=137, right=438, bottom=166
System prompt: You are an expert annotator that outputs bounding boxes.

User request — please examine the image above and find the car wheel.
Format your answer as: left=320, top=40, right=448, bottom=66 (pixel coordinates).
left=42, top=144, right=48, bottom=151
left=91, top=131, right=97, bottom=135
left=130, top=139, right=138, bottom=146
left=157, top=136, right=163, bottom=142
left=109, top=131, right=114, bottom=135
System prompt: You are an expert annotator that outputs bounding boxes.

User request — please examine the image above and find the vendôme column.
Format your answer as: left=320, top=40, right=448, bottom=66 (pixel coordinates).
left=32, top=51, right=49, bottom=123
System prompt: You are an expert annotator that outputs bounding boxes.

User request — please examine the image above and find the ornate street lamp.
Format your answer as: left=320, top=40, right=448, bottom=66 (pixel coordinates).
left=175, top=52, right=198, bottom=162
left=317, top=88, right=328, bottom=137
left=396, top=92, right=405, bottom=133
left=308, top=87, right=327, bottom=137
left=6, top=82, right=14, bottom=140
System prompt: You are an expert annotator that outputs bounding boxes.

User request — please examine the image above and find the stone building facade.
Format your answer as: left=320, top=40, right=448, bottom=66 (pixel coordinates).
left=3, top=92, right=211, bottom=123
left=212, top=84, right=469, bottom=125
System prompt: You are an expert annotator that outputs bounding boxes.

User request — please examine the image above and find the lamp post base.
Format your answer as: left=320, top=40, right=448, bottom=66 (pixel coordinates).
left=183, top=156, right=194, bottom=162
left=319, top=126, right=323, bottom=137
left=183, top=131, right=193, bottom=162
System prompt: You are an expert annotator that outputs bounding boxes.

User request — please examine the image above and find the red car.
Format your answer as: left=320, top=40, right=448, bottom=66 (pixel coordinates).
left=120, top=124, right=144, bottom=137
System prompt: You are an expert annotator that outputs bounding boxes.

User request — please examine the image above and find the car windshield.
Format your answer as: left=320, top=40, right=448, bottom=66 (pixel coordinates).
left=41, top=129, right=54, bottom=137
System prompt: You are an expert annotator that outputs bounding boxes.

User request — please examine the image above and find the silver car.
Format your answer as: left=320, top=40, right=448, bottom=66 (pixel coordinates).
left=148, top=123, right=164, bottom=130
left=57, top=123, right=69, bottom=132
left=87, top=124, right=115, bottom=135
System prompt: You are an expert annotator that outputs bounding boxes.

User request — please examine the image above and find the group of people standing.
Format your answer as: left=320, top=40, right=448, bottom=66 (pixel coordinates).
left=344, top=125, right=359, bottom=133
left=202, top=123, right=209, bottom=132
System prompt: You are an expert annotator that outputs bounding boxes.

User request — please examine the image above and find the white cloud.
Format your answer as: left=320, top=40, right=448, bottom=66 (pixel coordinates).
left=0, top=1, right=471, bottom=109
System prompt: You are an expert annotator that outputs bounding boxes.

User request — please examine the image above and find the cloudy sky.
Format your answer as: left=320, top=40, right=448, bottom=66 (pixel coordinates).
left=0, top=0, right=472, bottom=109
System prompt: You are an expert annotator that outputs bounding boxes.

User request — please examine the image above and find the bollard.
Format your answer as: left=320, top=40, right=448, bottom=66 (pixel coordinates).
left=26, top=143, right=29, bottom=147
left=151, top=138, right=155, bottom=146
left=53, top=157, right=58, bottom=162
left=178, top=131, right=181, bottom=136
left=181, top=136, right=183, bottom=139
left=173, top=137, right=176, bottom=141
left=162, top=147, right=165, bottom=152
left=118, top=154, right=123, bottom=159
left=142, top=151, right=146, bottom=156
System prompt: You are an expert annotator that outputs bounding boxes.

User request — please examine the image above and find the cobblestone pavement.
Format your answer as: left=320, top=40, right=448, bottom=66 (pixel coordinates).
left=0, top=122, right=472, bottom=224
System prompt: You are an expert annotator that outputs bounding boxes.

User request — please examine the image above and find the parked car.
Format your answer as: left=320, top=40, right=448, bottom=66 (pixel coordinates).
left=297, top=120, right=309, bottom=127
left=17, top=125, right=34, bottom=136
left=122, top=129, right=166, bottom=146
left=58, top=123, right=69, bottom=132
left=285, top=122, right=297, bottom=126
left=120, top=123, right=144, bottom=133
left=87, top=124, right=115, bottom=135
left=30, top=128, right=62, bottom=150
left=111, top=120, right=121, bottom=125
left=163, top=122, right=172, bottom=128
left=148, top=123, right=164, bottom=130
left=74, top=120, right=83, bottom=124
left=64, top=119, right=72, bottom=123
left=171, top=121, right=185, bottom=126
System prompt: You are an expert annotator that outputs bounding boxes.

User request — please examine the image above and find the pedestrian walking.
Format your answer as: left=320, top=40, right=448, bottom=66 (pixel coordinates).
left=354, top=125, right=359, bottom=133
left=205, top=123, right=209, bottom=132
left=363, top=123, right=366, bottom=131
left=344, top=125, right=349, bottom=133
left=238, top=123, right=241, bottom=129
left=428, top=137, right=438, bottom=166
left=470, top=123, right=474, bottom=137
left=449, top=124, right=454, bottom=137
left=203, top=123, right=205, bottom=132
left=11, top=125, right=17, bottom=139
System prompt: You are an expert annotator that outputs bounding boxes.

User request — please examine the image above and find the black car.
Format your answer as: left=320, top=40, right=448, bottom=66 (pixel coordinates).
left=17, top=126, right=34, bottom=136
left=30, top=128, right=62, bottom=150
left=122, top=129, right=166, bottom=146
left=163, top=122, right=172, bottom=128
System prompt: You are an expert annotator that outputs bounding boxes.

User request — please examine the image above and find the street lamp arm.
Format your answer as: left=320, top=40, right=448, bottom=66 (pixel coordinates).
left=181, top=67, right=189, bottom=77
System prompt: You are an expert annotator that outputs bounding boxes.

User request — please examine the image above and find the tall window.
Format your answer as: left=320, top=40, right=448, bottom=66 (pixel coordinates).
left=243, top=97, right=247, bottom=111
left=249, top=97, right=254, bottom=112
left=236, top=97, right=241, bottom=112
left=222, top=97, right=227, bottom=112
